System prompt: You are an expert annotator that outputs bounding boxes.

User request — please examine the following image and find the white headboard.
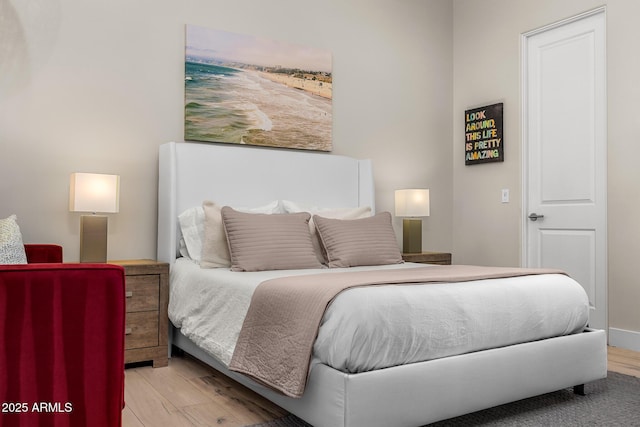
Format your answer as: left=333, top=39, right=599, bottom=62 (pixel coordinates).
left=157, top=141, right=374, bottom=266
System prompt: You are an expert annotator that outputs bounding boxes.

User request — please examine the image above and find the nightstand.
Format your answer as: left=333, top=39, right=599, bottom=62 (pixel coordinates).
left=402, top=251, right=452, bottom=265
left=109, top=259, right=169, bottom=367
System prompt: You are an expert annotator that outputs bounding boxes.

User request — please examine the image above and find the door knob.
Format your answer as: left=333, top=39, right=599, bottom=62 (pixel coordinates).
left=528, top=213, right=545, bottom=221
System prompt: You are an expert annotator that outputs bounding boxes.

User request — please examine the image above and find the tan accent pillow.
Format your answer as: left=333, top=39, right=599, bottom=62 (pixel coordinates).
left=201, top=202, right=230, bottom=268
left=313, top=212, right=403, bottom=268
left=221, top=207, right=323, bottom=272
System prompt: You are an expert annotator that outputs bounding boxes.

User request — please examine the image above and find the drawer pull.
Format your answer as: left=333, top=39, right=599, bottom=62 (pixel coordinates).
left=125, top=327, right=132, bottom=335
left=125, top=291, right=133, bottom=298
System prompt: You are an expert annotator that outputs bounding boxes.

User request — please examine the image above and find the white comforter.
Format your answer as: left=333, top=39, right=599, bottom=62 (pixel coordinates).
left=169, top=258, right=589, bottom=373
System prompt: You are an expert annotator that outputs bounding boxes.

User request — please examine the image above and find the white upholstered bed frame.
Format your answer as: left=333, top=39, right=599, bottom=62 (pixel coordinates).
left=157, top=141, right=607, bottom=427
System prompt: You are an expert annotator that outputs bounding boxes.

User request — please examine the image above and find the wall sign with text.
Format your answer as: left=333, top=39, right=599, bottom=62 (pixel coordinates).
left=465, top=103, right=503, bottom=165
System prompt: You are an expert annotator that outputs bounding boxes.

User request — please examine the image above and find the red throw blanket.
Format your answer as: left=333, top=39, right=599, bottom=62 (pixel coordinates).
left=229, top=265, right=565, bottom=398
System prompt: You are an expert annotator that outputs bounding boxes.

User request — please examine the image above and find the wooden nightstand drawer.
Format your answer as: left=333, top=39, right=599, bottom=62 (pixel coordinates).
left=126, top=275, right=159, bottom=312
left=125, top=311, right=159, bottom=350
left=110, top=259, right=169, bottom=367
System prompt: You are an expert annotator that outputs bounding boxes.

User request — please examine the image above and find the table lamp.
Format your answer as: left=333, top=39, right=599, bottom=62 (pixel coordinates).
left=395, top=189, right=430, bottom=253
left=69, top=172, right=120, bottom=262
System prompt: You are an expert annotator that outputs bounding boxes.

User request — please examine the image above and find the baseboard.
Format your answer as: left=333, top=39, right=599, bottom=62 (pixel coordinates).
left=609, top=327, right=640, bottom=352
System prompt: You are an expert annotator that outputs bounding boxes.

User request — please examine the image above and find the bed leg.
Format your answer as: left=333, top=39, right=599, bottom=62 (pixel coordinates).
left=573, top=384, right=585, bottom=396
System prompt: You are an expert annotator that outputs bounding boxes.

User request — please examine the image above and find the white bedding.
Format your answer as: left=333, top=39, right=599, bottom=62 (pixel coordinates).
left=169, top=258, right=589, bottom=373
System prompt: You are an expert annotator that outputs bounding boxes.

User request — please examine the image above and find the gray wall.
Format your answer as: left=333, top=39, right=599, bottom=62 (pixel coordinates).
left=0, top=0, right=453, bottom=261
left=3, top=0, right=637, bottom=349
left=452, top=0, right=640, bottom=347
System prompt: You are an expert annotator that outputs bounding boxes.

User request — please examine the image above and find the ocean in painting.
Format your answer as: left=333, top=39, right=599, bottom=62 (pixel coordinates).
left=184, top=61, right=332, bottom=151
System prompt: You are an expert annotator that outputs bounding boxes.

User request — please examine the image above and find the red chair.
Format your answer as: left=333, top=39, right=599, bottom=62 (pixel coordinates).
left=23, top=244, right=64, bottom=264
left=0, top=245, right=125, bottom=427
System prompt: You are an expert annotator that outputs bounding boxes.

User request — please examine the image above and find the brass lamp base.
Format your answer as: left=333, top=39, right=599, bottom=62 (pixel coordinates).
left=80, top=215, right=108, bottom=263
left=402, top=218, right=422, bottom=254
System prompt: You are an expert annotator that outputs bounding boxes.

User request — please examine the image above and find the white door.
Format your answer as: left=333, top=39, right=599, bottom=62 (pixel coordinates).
left=522, top=8, right=607, bottom=330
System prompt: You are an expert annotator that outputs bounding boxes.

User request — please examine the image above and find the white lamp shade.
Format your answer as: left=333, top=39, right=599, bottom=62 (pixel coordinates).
left=69, top=173, right=120, bottom=213
left=395, top=189, right=430, bottom=217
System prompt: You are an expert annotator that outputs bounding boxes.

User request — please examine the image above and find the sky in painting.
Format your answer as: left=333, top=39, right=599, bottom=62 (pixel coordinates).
left=186, top=25, right=331, bottom=73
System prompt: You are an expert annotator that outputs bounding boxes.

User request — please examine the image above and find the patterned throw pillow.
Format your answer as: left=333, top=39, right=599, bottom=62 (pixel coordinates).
left=221, top=207, right=322, bottom=272
left=0, top=215, right=28, bottom=264
left=313, top=212, right=403, bottom=268
left=280, top=200, right=372, bottom=264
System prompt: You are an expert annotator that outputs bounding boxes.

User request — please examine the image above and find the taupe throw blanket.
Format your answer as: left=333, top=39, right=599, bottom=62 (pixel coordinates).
left=229, top=265, right=565, bottom=398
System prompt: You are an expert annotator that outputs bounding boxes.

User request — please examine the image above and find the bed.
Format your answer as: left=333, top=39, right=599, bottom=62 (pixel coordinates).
left=157, top=141, right=607, bottom=427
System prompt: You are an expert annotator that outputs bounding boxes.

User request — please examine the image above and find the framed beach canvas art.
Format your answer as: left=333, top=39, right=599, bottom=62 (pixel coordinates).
left=184, top=25, right=333, bottom=152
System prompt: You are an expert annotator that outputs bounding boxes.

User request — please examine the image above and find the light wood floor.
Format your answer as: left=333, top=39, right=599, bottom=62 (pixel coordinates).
left=123, top=346, right=640, bottom=427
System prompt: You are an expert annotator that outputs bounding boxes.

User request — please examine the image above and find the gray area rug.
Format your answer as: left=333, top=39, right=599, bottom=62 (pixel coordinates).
left=248, top=372, right=640, bottom=426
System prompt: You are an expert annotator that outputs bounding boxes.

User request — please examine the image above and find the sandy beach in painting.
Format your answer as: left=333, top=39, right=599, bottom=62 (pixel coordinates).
left=184, top=61, right=332, bottom=151
left=258, top=72, right=332, bottom=99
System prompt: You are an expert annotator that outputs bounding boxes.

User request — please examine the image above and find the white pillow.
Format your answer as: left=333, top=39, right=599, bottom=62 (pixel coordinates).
left=201, top=200, right=282, bottom=268
left=0, top=215, right=28, bottom=264
left=281, top=200, right=372, bottom=264
left=178, top=206, right=205, bottom=261
left=177, top=200, right=280, bottom=264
